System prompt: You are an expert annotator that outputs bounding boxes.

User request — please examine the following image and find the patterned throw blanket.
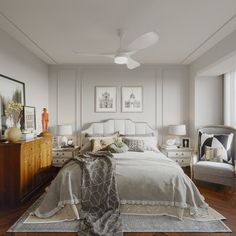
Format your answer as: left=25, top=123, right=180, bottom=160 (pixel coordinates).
left=73, top=152, right=122, bottom=236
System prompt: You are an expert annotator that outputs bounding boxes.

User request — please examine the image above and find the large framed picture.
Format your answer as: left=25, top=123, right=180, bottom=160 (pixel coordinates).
left=22, top=106, right=36, bottom=132
left=95, top=86, right=117, bottom=112
left=121, top=86, right=143, bottom=112
left=0, top=74, right=25, bottom=135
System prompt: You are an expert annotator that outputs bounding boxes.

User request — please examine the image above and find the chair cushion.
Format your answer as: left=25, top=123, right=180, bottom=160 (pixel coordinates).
left=193, top=161, right=235, bottom=178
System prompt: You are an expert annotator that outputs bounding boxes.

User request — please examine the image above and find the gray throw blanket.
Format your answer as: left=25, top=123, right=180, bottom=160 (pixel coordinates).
left=74, top=151, right=122, bottom=236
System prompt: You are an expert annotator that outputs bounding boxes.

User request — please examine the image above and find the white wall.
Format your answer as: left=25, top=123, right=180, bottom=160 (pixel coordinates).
left=48, top=65, right=189, bottom=145
left=189, top=30, right=236, bottom=142
left=195, top=76, right=223, bottom=128
left=0, top=28, right=48, bottom=132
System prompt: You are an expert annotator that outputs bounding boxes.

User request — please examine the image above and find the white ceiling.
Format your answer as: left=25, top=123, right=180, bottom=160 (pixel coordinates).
left=0, top=0, right=236, bottom=65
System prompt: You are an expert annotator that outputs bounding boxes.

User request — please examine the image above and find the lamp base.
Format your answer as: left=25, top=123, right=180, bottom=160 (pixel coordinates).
left=60, top=136, right=68, bottom=147
left=174, top=136, right=181, bottom=148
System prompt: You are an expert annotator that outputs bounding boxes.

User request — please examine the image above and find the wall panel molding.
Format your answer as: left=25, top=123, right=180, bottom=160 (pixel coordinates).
left=49, top=65, right=189, bottom=145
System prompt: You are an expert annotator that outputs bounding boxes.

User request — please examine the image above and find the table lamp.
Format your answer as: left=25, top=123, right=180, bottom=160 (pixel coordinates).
left=168, top=124, right=186, bottom=147
left=57, top=124, right=72, bottom=148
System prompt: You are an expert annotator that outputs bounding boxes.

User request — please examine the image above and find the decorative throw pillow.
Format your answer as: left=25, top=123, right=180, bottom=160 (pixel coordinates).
left=91, top=137, right=116, bottom=152
left=107, top=141, right=129, bottom=153
left=82, top=133, right=119, bottom=148
left=122, top=136, right=159, bottom=152
left=203, top=146, right=224, bottom=162
left=123, top=138, right=145, bottom=152
left=199, top=132, right=234, bottom=164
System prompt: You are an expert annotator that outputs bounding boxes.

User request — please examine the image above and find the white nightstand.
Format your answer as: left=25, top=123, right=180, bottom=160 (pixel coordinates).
left=161, top=147, right=193, bottom=177
left=52, top=146, right=80, bottom=167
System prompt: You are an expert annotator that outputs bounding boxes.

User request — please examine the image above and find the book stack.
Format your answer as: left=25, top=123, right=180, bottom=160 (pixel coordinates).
left=21, top=132, right=34, bottom=140
left=162, top=144, right=178, bottom=149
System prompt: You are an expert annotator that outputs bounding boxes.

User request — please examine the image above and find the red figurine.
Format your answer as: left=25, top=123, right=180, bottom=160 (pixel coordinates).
left=42, top=108, right=49, bottom=133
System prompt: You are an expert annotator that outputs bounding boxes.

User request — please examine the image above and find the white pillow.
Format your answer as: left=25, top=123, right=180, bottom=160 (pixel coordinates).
left=122, top=136, right=160, bottom=152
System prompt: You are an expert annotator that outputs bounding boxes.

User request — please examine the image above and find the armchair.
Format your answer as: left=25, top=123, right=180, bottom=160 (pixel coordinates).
left=193, top=126, right=236, bottom=187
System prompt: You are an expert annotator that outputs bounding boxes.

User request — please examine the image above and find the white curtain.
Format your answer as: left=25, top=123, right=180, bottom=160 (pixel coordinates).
left=224, top=70, right=236, bottom=127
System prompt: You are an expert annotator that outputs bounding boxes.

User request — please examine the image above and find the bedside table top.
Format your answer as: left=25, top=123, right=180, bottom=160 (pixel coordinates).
left=53, top=146, right=80, bottom=152
left=161, top=146, right=193, bottom=152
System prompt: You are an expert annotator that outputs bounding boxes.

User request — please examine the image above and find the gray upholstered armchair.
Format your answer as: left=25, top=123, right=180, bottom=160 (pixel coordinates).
left=193, top=126, right=236, bottom=187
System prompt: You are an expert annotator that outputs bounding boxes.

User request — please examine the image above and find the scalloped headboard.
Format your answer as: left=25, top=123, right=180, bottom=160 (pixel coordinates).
left=81, top=119, right=156, bottom=144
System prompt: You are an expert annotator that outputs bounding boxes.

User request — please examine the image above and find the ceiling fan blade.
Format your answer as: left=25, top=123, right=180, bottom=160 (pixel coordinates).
left=126, top=57, right=140, bottom=69
left=126, top=32, right=159, bottom=51
left=73, top=51, right=114, bottom=58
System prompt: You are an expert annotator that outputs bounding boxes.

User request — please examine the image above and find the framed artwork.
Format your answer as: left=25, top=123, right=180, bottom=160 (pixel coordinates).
left=182, top=137, right=190, bottom=148
left=121, top=86, right=143, bottom=112
left=0, top=74, right=25, bottom=135
left=95, top=86, right=117, bottom=112
left=22, top=106, right=36, bottom=132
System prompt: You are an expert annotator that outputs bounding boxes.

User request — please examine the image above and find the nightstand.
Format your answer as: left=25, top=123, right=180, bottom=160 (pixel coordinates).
left=161, top=147, right=193, bottom=177
left=52, top=146, right=80, bottom=167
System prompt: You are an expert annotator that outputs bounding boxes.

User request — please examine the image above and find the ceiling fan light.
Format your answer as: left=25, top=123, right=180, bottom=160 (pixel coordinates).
left=114, top=55, right=128, bottom=64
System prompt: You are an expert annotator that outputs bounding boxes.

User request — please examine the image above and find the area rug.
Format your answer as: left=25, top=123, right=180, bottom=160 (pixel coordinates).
left=8, top=196, right=231, bottom=233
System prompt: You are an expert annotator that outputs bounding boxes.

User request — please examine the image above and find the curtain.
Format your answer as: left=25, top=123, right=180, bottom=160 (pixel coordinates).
left=224, top=70, right=236, bottom=127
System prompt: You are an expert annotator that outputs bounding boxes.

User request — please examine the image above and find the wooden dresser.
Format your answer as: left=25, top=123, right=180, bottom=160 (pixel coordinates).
left=0, top=133, right=52, bottom=209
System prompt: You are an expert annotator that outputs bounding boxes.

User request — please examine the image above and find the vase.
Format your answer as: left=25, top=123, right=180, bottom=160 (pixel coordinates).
left=5, top=127, right=22, bottom=142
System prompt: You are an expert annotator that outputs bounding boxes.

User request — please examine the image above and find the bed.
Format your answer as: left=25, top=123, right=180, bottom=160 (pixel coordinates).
left=32, top=119, right=222, bottom=222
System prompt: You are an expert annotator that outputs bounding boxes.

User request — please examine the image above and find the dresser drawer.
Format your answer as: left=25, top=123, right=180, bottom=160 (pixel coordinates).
left=167, top=151, right=191, bottom=158
left=52, top=151, right=72, bottom=158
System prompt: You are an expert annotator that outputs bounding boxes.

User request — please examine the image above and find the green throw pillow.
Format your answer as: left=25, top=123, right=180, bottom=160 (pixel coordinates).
left=107, top=141, right=129, bottom=153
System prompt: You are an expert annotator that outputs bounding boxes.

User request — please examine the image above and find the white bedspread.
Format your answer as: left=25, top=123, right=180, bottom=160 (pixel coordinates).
left=34, top=151, right=212, bottom=221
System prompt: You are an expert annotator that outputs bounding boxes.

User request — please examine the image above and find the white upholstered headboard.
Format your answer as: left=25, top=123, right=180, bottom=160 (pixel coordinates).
left=81, top=119, right=156, bottom=144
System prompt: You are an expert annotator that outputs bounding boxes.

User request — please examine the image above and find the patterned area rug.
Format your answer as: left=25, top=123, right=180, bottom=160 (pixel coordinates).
left=8, top=196, right=231, bottom=233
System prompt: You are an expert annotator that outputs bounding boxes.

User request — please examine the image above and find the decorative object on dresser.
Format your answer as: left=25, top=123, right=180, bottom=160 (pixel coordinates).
left=95, top=86, right=117, bottom=112
left=57, top=124, right=73, bottom=148
left=161, top=146, right=193, bottom=177
left=168, top=124, right=186, bottom=147
left=121, top=86, right=143, bottom=112
left=41, top=107, right=49, bottom=133
left=0, top=74, right=25, bottom=136
left=52, top=146, right=80, bottom=167
left=0, top=132, right=52, bottom=209
left=4, top=101, right=23, bottom=142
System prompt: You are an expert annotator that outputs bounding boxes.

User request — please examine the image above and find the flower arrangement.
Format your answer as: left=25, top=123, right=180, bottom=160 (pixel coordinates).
left=5, top=101, right=23, bottom=127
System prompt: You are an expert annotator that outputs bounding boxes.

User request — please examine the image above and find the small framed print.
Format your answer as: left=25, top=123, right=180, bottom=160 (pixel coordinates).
left=182, top=137, right=190, bottom=148
left=95, top=86, right=117, bottom=112
left=121, top=86, right=143, bottom=112
left=22, top=106, right=36, bottom=132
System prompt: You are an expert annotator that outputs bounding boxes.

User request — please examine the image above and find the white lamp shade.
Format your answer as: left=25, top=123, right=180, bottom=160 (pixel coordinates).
left=57, top=125, right=72, bottom=136
left=168, top=125, right=186, bottom=136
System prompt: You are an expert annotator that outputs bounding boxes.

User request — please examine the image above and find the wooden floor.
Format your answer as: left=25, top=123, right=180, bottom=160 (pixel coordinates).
left=0, top=181, right=235, bottom=236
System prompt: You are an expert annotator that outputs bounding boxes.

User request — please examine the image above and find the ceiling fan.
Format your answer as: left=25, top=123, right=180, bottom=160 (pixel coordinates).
left=73, top=29, right=159, bottom=69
